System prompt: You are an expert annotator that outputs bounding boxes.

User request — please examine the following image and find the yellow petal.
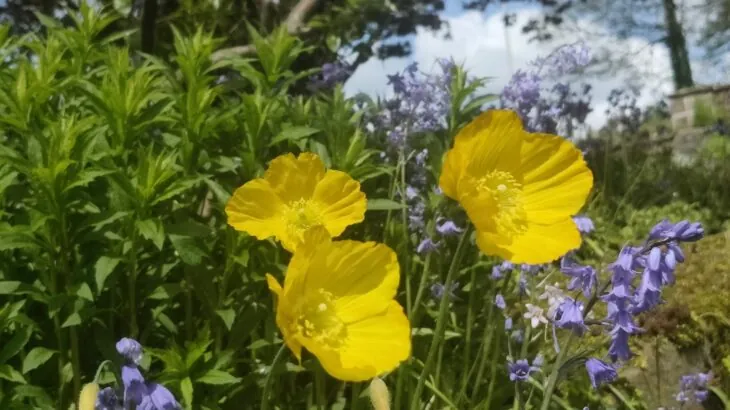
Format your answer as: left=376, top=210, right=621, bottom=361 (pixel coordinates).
left=475, top=218, right=581, bottom=264
left=520, top=133, right=593, bottom=223
left=306, top=301, right=411, bottom=381
left=305, top=240, right=400, bottom=324
left=266, top=273, right=282, bottom=297
left=313, top=170, right=367, bottom=236
left=226, top=179, right=284, bottom=240
left=440, top=110, right=525, bottom=201
left=265, top=152, right=326, bottom=202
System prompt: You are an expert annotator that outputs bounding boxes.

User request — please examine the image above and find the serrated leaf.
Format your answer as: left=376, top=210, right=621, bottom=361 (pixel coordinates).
left=95, top=256, right=121, bottom=294
left=196, top=369, right=241, bottom=385
left=366, top=199, right=406, bottom=211
left=0, top=364, right=26, bottom=383
left=21, top=348, right=56, bottom=374
left=215, top=309, right=236, bottom=331
left=63, top=169, right=113, bottom=193
left=269, top=126, right=320, bottom=146
left=136, top=219, right=165, bottom=250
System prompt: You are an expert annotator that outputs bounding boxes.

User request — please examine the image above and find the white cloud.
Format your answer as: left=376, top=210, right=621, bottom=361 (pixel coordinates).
left=344, top=7, right=677, bottom=130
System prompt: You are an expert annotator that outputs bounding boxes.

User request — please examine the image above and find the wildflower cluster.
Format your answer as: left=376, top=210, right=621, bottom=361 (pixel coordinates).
left=501, top=42, right=592, bottom=135
left=675, top=372, right=712, bottom=404
left=369, top=59, right=453, bottom=153
left=309, top=61, right=352, bottom=90
left=94, top=338, right=180, bottom=410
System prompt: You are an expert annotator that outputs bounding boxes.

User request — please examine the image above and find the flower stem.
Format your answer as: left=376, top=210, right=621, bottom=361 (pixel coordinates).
left=409, top=226, right=472, bottom=410
left=316, top=365, right=326, bottom=410
left=409, top=251, right=433, bottom=323
left=538, top=334, right=574, bottom=410
left=351, top=382, right=361, bottom=410
left=261, top=345, right=287, bottom=410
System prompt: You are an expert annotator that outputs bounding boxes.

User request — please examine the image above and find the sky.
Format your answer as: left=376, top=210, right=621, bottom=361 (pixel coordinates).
left=342, top=0, right=729, bottom=130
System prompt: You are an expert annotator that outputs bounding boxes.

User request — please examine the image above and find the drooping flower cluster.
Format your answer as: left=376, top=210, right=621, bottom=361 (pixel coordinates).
left=95, top=338, right=180, bottom=410
left=675, top=372, right=712, bottom=404
left=501, top=42, right=592, bottom=135
left=602, top=219, right=704, bottom=362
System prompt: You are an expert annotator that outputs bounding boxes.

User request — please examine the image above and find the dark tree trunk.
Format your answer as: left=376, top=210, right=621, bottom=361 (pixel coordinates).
left=141, top=0, right=159, bottom=54
left=662, top=0, right=694, bottom=90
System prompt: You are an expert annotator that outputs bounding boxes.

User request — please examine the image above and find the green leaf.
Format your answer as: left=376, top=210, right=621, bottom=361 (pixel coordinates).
left=169, top=235, right=207, bottom=266
left=95, top=256, right=121, bottom=294
left=0, top=327, right=32, bottom=365
left=76, top=283, right=94, bottom=302
left=180, top=377, right=193, bottom=407
left=366, top=199, right=406, bottom=211
left=196, top=369, right=241, bottom=385
left=136, top=219, right=165, bottom=250
left=0, top=281, right=21, bottom=294
left=21, top=348, right=56, bottom=374
left=61, top=313, right=81, bottom=328
left=215, top=309, right=236, bottom=331
left=148, top=284, right=183, bottom=300
left=708, top=386, right=730, bottom=409
left=0, top=364, right=26, bottom=383
left=0, top=230, right=42, bottom=251
left=63, top=169, right=113, bottom=193
left=269, top=126, right=320, bottom=146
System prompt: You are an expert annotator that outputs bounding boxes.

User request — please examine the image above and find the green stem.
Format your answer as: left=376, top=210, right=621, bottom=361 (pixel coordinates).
left=316, top=366, right=326, bottom=410
left=484, top=334, right=502, bottom=410
left=409, top=226, right=472, bottom=410
left=512, top=383, right=522, bottom=410
left=351, top=382, right=361, bottom=410
left=398, top=157, right=412, bottom=317
left=467, top=287, right=497, bottom=404
left=128, top=227, right=138, bottom=338
left=261, top=345, right=287, bottom=410
left=93, top=360, right=113, bottom=383
left=457, top=267, right=478, bottom=403
left=538, top=334, right=574, bottom=410
left=409, top=246, right=433, bottom=324
left=70, top=327, right=81, bottom=397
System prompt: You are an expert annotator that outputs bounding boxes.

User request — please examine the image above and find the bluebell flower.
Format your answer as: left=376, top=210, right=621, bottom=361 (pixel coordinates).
left=507, top=358, right=540, bottom=382
left=436, top=219, right=463, bottom=236
left=138, top=383, right=181, bottom=410
left=495, top=294, right=506, bottom=310
left=405, top=185, right=419, bottom=201
left=431, top=281, right=459, bottom=300
left=572, top=215, right=595, bottom=234
left=560, top=257, right=597, bottom=298
left=491, top=261, right=514, bottom=279
left=96, top=387, right=120, bottom=410
left=541, top=42, right=591, bottom=76
left=608, top=327, right=632, bottom=362
left=584, top=358, right=617, bottom=388
left=121, top=365, right=146, bottom=405
left=555, top=298, right=587, bottom=336
left=116, top=338, right=143, bottom=365
left=648, top=219, right=704, bottom=243
left=511, top=329, right=524, bottom=344
left=414, top=149, right=428, bottom=167
left=416, top=238, right=440, bottom=255
left=676, top=372, right=711, bottom=405
left=505, top=317, right=513, bottom=330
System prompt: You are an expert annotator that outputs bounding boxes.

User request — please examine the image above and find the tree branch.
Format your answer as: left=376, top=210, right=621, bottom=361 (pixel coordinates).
left=211, top=0, right=319, bottom=62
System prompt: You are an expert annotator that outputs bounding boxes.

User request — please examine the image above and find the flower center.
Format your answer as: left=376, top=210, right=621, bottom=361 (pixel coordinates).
left=476, top=171, right=527, bottom=238
left=283, top=198, right=324, bottom=239
left=292, top=289, right=346, bottom=349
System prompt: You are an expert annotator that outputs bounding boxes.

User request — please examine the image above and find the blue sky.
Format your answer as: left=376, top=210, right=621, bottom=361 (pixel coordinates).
left=343, top=0, right=728, bottom=129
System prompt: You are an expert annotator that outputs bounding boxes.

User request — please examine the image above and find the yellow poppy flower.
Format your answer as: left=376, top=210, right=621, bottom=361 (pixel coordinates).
left=439, top=109, right=592, bottom=264
left=265, top=228, right=411, bottom=381
left=226, top=152, right=367, bottom=252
